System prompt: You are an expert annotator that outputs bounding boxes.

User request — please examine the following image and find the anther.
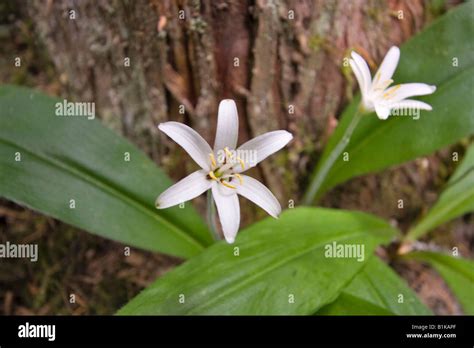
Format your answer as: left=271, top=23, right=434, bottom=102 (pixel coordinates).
left=208, top=171, right=218, bottom=181
left=221, top=180, right=236, bottom=189
left=238, top=157, right=245, bottom=170
left=374, top=71, right=381, bottom=84
left=209, top=153, right=217, bottom=168
left=382, top=84, right=400, bottom=99
left=224, top=147, right=233, bottom=159
left=234, top=173, right=244, bottom=184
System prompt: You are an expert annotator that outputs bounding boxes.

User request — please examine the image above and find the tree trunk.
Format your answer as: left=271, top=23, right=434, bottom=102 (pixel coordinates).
left=24, top=0, right=427, bottom=224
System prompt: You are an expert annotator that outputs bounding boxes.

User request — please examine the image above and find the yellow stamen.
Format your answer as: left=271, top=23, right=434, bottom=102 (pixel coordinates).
left=221, top=180, right=236, bottom=189
left=234, top=173, right=244, bottom=184
left=374, top=71, right=381, bottom=84
left=224, top=147, right=233, bottom=158
left=208, top=171, right=218, bottom=181
left=209, top=153, right=216, bottom=168
left=238, top=157, right=245, bottom=170
left=382, top=84, right=400, bottom=99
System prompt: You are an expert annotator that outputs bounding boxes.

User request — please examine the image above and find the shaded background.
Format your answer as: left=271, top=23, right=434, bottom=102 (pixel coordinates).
left=0, top=0, right=472, bottom=314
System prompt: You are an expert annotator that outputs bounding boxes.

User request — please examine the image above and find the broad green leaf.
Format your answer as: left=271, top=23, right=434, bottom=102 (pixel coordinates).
left=308, top=2, right=474, bottom=200
left=406, top=143, right=474, bottom=240
left=317, top=256, right=431, bottom=315
left=0, top=85, right=212, bottom=258
left=404, top=251, right=474, bottom=314
left=118, top=208, right=397, bottom=315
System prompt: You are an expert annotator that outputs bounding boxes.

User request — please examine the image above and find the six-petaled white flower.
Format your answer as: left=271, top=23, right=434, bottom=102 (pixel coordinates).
left=349, top=46, right=436, bottom=120
left=156, top=99, right=293, bottom=243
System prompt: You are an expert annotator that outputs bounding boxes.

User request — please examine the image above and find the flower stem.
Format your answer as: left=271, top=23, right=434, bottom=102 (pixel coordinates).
left=303, top=107, right=364, bottom=204
left=206, top=190, right=220, bottom=241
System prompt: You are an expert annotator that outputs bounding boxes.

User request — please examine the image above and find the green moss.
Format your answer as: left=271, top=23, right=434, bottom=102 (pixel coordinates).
left=427, top=0, right=447, bottom=17
left=340, top=48, right=357, bottom=101
left=190, top=18, right=207, bottom=34
left=365, top=6, right=379, bottom=20
left=308, top=35, right=327, bottom=52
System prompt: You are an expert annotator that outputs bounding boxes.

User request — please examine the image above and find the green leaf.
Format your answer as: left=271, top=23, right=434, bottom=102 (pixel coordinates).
left=317, top=256, right=431, bottom=315
left=404, top=251, right=474, bottom=314
left=309, top=2, right=474, bottom=200
left=0, top=85, right=212, bottom=258
left=118, top=208, right=397, bottom=315
left=406, top=143, right=474, bottom=240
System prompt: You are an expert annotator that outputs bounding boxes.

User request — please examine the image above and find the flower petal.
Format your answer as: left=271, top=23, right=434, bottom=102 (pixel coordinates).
left=374, top=104, right=391, bottom=120
left=350, top=51, right=372, bottom=95
left=156, top=170, right=211, bottom=209
left=159, top=122, right=212, bottom=170
left=349, top=60, right=367, bottom=97
left=373, top=46, right=400, bottom=87
left=384, top=83, right=436, bottom=103
left=212, top=183, right=240, bottom=243
left=235, top=175, right=281, bottom=218
left=214, top=99, right=239, bottom=152
left=235, top=130, right=293, bottom=172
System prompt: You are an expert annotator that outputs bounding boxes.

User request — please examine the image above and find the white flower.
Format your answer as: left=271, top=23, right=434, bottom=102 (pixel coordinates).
left=349, top=46, right=436, bottom=120
left=156, top=99, right=293, bottom=243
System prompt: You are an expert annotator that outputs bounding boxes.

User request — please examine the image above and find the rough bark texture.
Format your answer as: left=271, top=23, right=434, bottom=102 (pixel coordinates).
left=23, top=0, right=473, bottom=251
left=1, top=0, right=469, bottom=315
left=24, top=0, right=426, bottom=217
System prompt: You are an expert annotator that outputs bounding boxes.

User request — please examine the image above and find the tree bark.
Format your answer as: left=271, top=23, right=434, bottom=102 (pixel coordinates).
left=24, top=0, right=427, bottom=223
